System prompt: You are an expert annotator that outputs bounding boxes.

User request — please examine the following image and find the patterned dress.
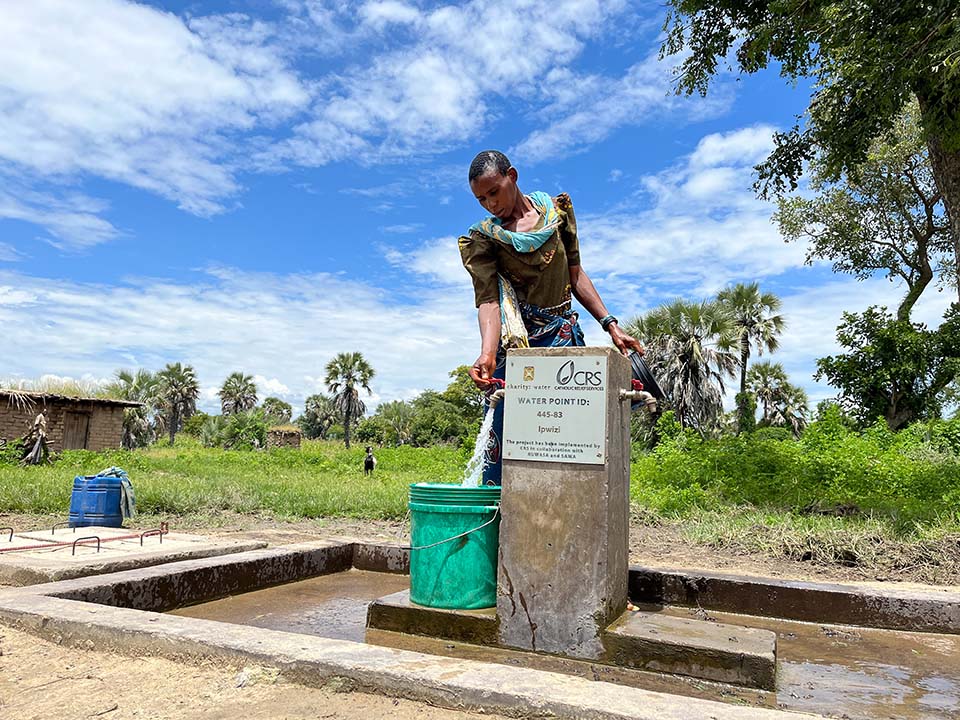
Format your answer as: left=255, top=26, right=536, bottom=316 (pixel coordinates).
left=458, top=193, right=587, bottom=485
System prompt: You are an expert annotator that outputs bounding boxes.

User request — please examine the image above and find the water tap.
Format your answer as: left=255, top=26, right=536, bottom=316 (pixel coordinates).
left=620, top=379, right=658, bottom=413
left=486, top=377, right=506, bottom=408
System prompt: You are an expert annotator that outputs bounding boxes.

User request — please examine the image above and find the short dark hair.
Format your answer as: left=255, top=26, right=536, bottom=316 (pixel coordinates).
left=469, top=150, right=511, bottom=183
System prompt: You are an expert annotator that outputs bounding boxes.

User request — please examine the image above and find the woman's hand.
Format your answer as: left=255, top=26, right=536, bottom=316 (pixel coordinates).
left=469, top=352, right=498, bottom=389
left=608, top=322, right=644, bottom=356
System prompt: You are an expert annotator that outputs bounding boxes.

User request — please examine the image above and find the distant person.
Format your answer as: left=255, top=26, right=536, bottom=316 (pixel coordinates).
left=363, top=446, right=377, bottom=475
left=459, top=150, right=643, bottom=486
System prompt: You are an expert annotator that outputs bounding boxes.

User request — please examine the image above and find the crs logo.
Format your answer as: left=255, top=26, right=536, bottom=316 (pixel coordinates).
left=555, top=360, right=603, bottom=387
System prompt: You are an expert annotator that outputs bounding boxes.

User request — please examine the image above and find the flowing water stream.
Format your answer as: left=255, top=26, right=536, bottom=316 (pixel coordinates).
left=461, top=405, right=496, bottom=487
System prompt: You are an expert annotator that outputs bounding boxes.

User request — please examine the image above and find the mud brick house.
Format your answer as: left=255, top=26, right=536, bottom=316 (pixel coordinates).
left=0, top=391, right=142, bottom=452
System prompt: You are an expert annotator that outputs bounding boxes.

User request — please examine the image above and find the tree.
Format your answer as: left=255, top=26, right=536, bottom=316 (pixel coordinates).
left=377, top=400, right=416, bottom=446
left=219, top=372, right=258, bottom=415
left=625, top=299, right=737, bottom=432
left=776, top=102, right=954, bottom=321
left=324, top=352, right=375, bottom=448
left=156, top=362, right=200, bottom=445
left=716, top=282, right=784, bottom=429
left=816, top=305, right=960, bottom=430
left=746, top=360, right=809, bottom=436
left=746, top=360, right=788, bottom=424
left=440, top=366, right=485, bottom=422
left=261, top=396, right=292, bottom=425
left=106, top=368, right=160, bottom=448
left=661, top=1, right=960, bottom=299
left=299, top=394, right=337, bottom=440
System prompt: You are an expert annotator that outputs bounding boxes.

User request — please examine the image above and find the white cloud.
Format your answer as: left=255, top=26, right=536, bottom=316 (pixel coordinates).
left=0, top=266, right=478, bottom=414
left=359, top=1, right=422, bottom=28
left=572, top=125, right=805, bottom=302
left=0, top=185, right=122, bottom=249
left=513, top=53, right=728, bottom=163
left=0, top=242, right=24, bottom=262
left=0, top=0, right=309, bottom=225
left=271, top=0, right=629, bottom=165
left=386, top=236, right=470, bottom=287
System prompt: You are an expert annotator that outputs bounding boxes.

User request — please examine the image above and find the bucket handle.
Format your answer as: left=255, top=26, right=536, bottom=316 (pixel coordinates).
left=407, top=505, right=500, bottom=551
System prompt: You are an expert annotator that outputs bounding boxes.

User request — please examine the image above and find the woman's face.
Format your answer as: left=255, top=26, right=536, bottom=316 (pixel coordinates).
left=470, top=167, right=519, bottom=220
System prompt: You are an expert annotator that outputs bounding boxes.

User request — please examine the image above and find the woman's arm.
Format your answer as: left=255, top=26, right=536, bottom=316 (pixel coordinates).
left=569, top=265, right=643, bottom=355
left=468, top=301, right=501, bottom=388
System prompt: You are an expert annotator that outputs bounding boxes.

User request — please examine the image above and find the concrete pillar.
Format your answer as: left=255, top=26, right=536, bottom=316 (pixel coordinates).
left=497, top=347, right=630, bottom=659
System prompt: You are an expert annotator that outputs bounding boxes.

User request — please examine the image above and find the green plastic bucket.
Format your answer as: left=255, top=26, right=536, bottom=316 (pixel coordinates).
left=409, top=483, right=501, bottom=610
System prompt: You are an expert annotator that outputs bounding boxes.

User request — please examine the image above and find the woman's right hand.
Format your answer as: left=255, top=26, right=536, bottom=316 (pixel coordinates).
left=469, top=352, right=497, bottom=389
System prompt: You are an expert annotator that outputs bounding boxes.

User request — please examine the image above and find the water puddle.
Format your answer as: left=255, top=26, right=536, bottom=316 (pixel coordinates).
left=169, top=569, right=408, bottom=642
left=167, top=572, right=960, bottom=719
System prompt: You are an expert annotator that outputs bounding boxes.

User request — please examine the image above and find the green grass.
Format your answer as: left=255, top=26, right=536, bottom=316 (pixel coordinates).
left=0, top=438, right=466, bottom=520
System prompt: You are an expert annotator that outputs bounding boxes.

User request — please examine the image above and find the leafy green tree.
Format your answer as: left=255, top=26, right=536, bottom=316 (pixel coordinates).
left=156, top=362, right=200, bottom=445
left=409, top=391, right=473, bottom=446
left=440, top=366, right=485, bottom=422
left=261, top=396, right=293, bottom=425
left=716, top=282, right=784, bottom=415
left=661, top=1, right=960, bottom=297
left=816, top=306, right=960, bottom=430
left=324, top=352, right=375, bottom=448
left=378, top=400, right=416, bottom=446
left=298, top=394, right=337, bottom=439
left=776, top=103, right=954, bottom=321
left=106, top=368, right=160, bottom=448
left=219, top=372, right=258, bottom=415
left=182, top=411, right=212, bottom=438
left=625, top=299, right=737, bottom=432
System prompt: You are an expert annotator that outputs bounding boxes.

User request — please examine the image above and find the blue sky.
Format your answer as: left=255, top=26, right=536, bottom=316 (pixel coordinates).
left=1, top=0, right=951, bottom=414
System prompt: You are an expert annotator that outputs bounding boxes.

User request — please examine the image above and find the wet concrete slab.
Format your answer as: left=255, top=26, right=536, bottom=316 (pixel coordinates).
left=367, top=588, right=776, bottom=689
left=366, top=589, right=498, bottom=645
left=605, top=609, right=777, bottom=689
left=171, top=569, right=409, bottom=642
left=631, top=565, right=960, bottom=633
left=0, top=526, right=268, bottom=585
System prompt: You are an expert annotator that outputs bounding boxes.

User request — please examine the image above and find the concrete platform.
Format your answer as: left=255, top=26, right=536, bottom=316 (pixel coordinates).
left=0, top=526, right=268, bottom=585
left=366, top=589, right=498, bottom=645
left=0, top=540, right=820, bottom=720
left=366, top=589, right=776, bottom=690
left=604, top=610, right=777, bottom=690
left=630, top=565, right=960, bottom=633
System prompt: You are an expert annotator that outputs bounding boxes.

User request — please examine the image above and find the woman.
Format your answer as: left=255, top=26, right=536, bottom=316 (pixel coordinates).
left=459, top=150, right=643, bottom=485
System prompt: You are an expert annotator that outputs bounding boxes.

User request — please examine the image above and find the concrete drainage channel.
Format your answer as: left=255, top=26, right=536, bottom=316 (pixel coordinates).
left=0, top=541, right=958, bottom=719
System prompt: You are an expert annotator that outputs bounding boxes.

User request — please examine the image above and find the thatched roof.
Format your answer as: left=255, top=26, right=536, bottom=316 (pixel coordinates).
left=0, top=389, right=143, bottom=408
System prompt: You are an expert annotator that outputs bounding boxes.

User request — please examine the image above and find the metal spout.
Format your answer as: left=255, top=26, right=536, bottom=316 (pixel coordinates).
left=620, top=388, right=658, bottom=413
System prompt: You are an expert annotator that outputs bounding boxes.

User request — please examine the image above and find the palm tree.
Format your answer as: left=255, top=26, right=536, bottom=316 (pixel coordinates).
left=716, top=282, right=785, bottom=428
left=219, top=372, right=258, bottom=415
left=747, top=360, right=809, bottom=435
left=324, top=352, right=375, bottom=448
left=769, top=383, right=810, bottom=437
left=156, top=363, right=200, bottom=445
left=626, top=299, right=737, bottom=432
left=746, top=360, right=788, bottom=423
left=107, top=369, right=160, bottom=448
left=300, top=394, right=338, bottom=439
left=379, top=400, right=415, bottom=445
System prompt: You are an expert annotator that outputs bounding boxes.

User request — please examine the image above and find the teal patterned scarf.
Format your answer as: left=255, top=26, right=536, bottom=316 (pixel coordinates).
left=469, top=191, right=560, bottom=253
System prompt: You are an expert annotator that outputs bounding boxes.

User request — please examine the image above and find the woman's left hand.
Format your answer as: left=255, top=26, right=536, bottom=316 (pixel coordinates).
left=608, top=322, right=644, bottom=356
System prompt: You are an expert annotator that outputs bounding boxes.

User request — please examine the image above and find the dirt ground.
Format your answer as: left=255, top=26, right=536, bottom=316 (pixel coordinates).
left=0, top=626, right=509, bottom=720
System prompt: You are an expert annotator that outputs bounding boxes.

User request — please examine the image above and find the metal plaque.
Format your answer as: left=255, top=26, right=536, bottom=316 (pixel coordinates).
left=503, top=355, right=607, bottom=464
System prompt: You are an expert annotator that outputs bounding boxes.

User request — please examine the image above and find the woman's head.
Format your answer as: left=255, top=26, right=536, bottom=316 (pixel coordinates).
left=469, top=149, right=520, bottom=220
